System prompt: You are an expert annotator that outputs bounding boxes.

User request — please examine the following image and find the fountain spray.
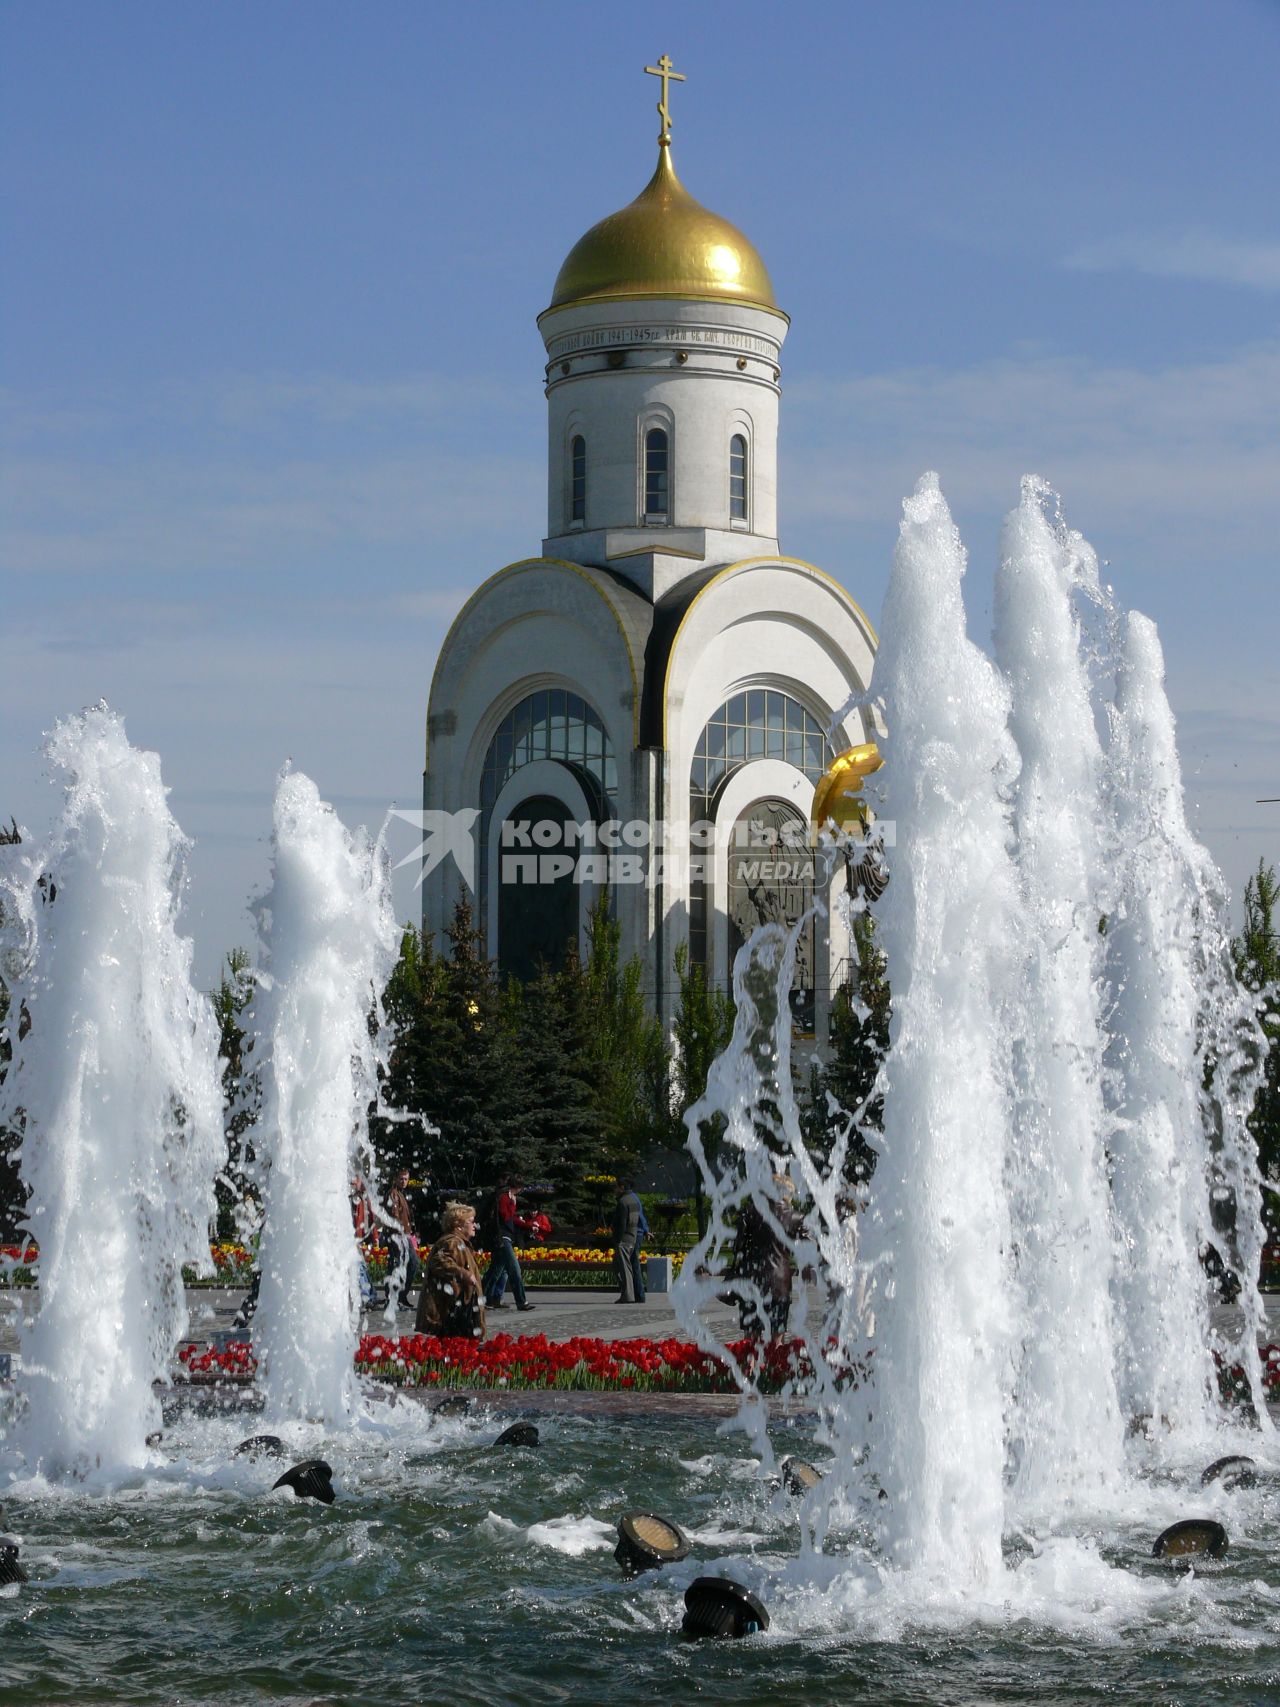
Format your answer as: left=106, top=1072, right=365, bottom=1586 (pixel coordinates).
left=1105, top=612, right=1272, bottom=1433
left=251, top=769, right=398, bottom=1424
left=0, top=706, right=223, bottom=1475
left=994, top=478, right=1124, bottom=1514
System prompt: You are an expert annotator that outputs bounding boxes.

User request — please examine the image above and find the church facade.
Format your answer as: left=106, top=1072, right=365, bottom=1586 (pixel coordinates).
left=423, top=68, right=877, bottom=1039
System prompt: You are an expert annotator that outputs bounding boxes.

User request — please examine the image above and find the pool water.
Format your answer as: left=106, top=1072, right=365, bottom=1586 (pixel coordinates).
left=3, top=1397, right=1279, bottom=1707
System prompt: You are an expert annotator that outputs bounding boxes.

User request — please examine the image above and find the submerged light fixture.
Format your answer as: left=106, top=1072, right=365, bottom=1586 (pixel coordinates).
left=779, top=1456, right=823, bottom=1496
left=494, top=1422, right=540, bottom=1449
left=1152, top=1519, right=1228, bottom=1561
left=432, top=1394, right=471, bottom=1417
left=680, top=1576, right=770, bottom=1640
left=236, top=1433, right=287, bottom=1459
left=1201, top=1455, right=1257, bottom=1491
left=1, top=1540, right=28, bottom=1586
left=273, top=1459, right=336, bottom=1504
left=614, top=1512, right=691, bottom=1577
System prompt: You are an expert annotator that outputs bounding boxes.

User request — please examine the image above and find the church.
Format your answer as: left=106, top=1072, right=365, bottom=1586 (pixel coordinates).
left=423, top=59, right=878, bottom=1042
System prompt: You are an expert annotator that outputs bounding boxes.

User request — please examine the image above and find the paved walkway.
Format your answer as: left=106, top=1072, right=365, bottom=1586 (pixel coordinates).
left=0, top=1283, right=745, bottom=1359
left=4, top=1285, right=1276, bottom=1363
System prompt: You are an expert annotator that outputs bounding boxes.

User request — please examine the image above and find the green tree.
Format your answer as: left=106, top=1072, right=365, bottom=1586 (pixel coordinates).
left=580, top=892, right=670, bottom=1168
left=505, top=954, right=602, bottom=1214
left=670, top=940, right=735, bottom=1235
left=1232, top=860, right=1280, bottom=1228
left=376, top=900, right=520, bottom=1194
left=210, top=947, right=259, bottom=1238
left=804, top=908, right=890, bottom=1181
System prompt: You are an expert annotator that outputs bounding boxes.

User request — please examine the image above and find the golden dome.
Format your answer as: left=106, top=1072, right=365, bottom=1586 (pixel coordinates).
left=547, top=145, right=778, bottom=313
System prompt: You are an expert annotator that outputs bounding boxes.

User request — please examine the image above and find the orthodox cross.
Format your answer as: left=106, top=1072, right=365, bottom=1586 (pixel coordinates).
left=644, top=53, right=685, bottom=145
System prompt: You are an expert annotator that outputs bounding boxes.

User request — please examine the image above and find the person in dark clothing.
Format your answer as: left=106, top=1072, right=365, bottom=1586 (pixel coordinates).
left=612, top=1179, right=642, bottom=1303
left=386, top=1168, right=422, bottom=1308
left=731, top=1174, right=802, bottom=1339
left=482, top=1178, right=535, bottom=1313
left=629, top=1194, right=649, bottom=1303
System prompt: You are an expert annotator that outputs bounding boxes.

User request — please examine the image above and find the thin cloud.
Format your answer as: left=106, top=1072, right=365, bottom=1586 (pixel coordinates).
left=1065, top=231, right=1280, bottom=291
left=784, top=341, right=1280, bottom=549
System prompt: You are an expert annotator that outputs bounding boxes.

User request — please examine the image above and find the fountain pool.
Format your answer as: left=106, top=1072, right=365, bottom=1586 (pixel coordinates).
left=2, top=1395, right=1279, bottom=1705
left=2, top=475, right=1278, bottom=1705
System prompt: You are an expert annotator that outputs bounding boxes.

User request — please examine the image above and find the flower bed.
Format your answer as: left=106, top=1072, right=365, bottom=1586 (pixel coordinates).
left=1215, top=1342, right=1280, bottom=1405
left=0, top=1242, right=39, bottom=1286
left=507, top=1246, right=686, bottom=1288
left=177, top=1331, right=818, bottom=1393
left=176, top=1241, right=681, bottom=1289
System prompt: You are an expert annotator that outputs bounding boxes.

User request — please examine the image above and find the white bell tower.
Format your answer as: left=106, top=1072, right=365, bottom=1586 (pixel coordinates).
left=535, top=61, right=789, bottom=600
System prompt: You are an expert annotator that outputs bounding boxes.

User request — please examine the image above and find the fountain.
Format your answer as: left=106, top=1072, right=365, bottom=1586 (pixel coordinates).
left=0, top=706, right=223, bottom=1475
left=673, top=471, right=1275, bottom=1599
left=250, top=767, right=399, bottom=1424
left=993, top=478, right=1124, bottom=1514
left=1106, top=610, right=1274, bottom=1432
left=1, top=484, right=1276, bottom=1702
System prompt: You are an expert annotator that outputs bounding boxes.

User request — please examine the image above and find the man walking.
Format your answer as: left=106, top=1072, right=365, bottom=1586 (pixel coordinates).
left=482, top=1176, right=536, bottom=1314
left=630, top=1193, right=649, bottom=1303
left=612, top=1178, right=642, bottom=1304
left=386, top=1167, right=422, bottom=1309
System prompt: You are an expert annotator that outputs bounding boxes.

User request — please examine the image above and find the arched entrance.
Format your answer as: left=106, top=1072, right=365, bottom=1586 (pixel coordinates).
left=496, top=793, right=579, bottom=982
left=726, top=797, right=817, bottom=1031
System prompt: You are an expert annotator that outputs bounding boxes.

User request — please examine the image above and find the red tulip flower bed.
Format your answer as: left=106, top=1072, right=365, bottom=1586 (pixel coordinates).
left=178, top=1339, right=259, bottom=1380
left=353, top=1331, right=820, bottom=1393
left=176, top=1332, right=824, bottom=1393
left=1214, top=1342, right=1280, bottom=1406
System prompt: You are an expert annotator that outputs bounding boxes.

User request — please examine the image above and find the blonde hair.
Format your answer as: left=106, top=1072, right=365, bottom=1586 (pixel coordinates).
left=441, top=1200, right=475, bottom=1234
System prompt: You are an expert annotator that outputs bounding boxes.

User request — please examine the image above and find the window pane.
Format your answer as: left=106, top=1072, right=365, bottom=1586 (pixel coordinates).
left=530, top=689, right=548, bottom=744
left=747, top=689, right=766, bottom=726
left=571, top=435, right=586, bottom=521
left=766, top=727, right=784, bottom=760
left=645, top=427, right=669, bottom=515
left=766, top=691, right=784, bottom=729
left=748, top=723, right=766, bottom=760
left=727, top=693, right=747, bottom=726
left=706, top=721, right=726, bottom=760
left=727, top=725, right=746, bottom=764
left=548, top=689, right=567, bottom=752
left=786, top=729, right=804, bottom=768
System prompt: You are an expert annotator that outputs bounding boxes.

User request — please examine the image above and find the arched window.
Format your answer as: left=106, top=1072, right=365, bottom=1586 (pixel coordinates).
left=688, top=689, right=834, bottom=975
left=644, top=427, right=669, bottom=520
left=729, top=434, right=748, bottom=522
left=570, top=435, right=586, bottom=524
left=477, top=688, right=617, bottom=931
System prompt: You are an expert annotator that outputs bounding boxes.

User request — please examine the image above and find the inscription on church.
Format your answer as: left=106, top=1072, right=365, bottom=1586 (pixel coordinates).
left=548, top=326, right=776, bottom=359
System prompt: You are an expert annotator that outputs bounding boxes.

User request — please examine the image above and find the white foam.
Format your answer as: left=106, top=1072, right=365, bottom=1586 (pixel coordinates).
left=0, top=706, right=223, bottom=1476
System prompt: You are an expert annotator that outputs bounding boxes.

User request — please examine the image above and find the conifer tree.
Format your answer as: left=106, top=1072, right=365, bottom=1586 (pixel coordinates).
left=671, top=940, right=735, bottom=1235
left=210, top=946, right=259, bottom=1238
left=505, top=954, right=602, bottom=1215
left=580, top=892, right=670, bottom=1167
left=1233, top=860, right=1280, bottom=1228
left=377, top=900, right=519, bottom=1193
left=806, top=908, right=889, bottom=1183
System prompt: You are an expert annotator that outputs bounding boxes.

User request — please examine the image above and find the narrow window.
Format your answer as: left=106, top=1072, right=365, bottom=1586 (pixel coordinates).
left=570, top=435, right=586, bottom=523
left=729, top=433, right=748, bottom=521
left=644, top=427, right=669, bottom=519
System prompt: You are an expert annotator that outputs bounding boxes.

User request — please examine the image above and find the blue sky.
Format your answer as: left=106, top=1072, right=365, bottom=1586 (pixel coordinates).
left=3, top=0, right=1278, bottom=983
